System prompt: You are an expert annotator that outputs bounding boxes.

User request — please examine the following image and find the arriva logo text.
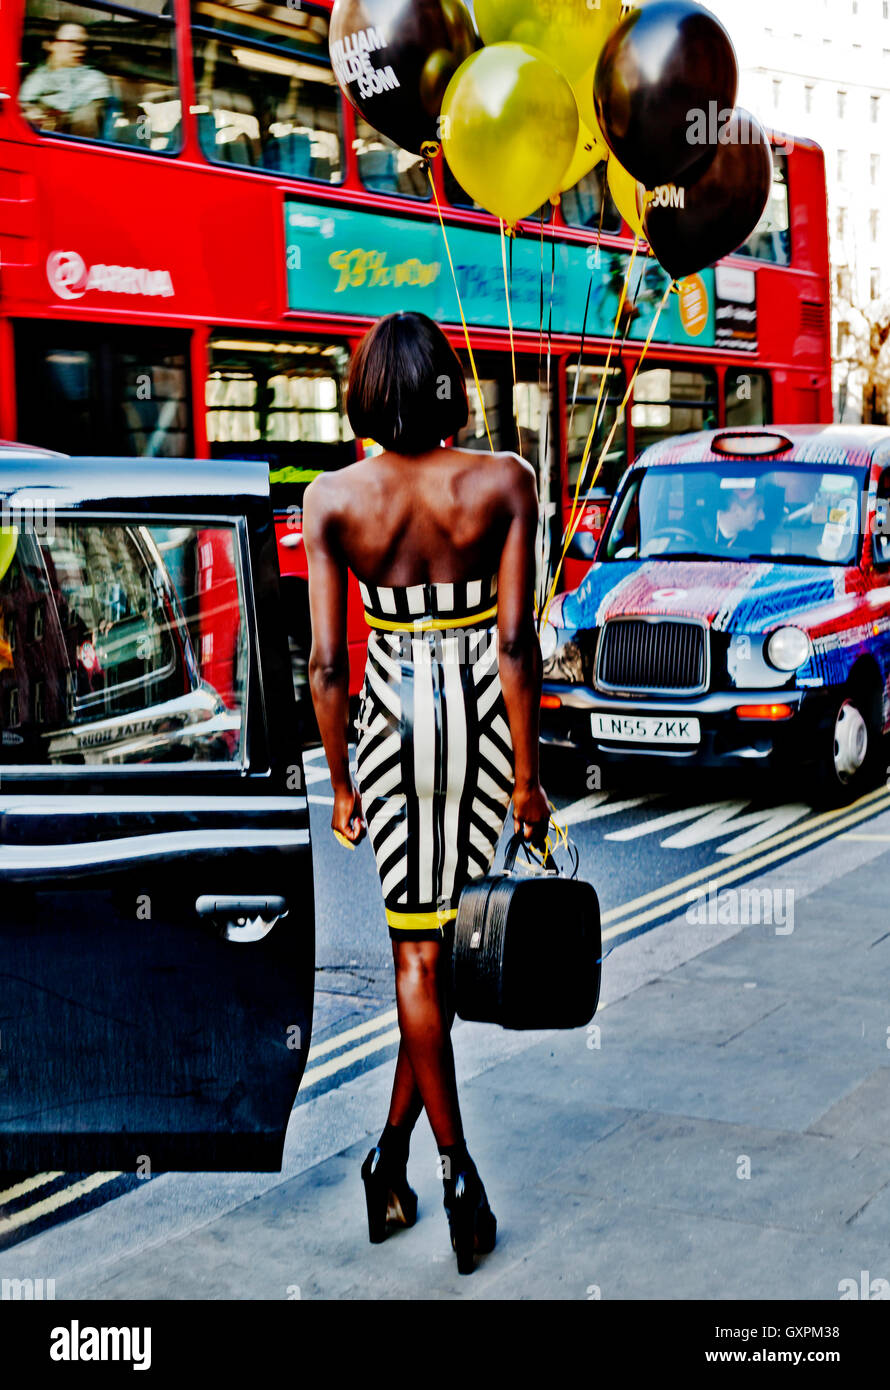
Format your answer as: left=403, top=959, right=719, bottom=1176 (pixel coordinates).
left=47, top=250, right=174, bottom=301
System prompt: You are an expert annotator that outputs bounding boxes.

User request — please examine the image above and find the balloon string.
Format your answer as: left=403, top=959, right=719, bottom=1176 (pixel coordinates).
left=595, top=180, right=606, bottom=266
left=562, top=241, right=637, bottom=564
left=539, top=238, right=639, bottom=631
left=540, top=230, right=556, bottom=611
left=426, top=161, right=494, bottom=453
left=543, top=277, right=675, bottom=626
left=566, top=254, right=645, bottom=515
left=535, top=213, right=546, bottom=607
left=499, top=218, right=521, bottom=460
left=567, top=200, right=606, bottom=443
left=568, top=274, right=594, bottom=442
left=538, top=208, right=546, bottom=369
left=565, top=237, right=638, bottom=546
left=534, top=227, right=557, bottom=613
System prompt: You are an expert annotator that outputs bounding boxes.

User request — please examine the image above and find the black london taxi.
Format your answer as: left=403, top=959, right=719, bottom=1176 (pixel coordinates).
left=0, top=457, right=314, bottom=1172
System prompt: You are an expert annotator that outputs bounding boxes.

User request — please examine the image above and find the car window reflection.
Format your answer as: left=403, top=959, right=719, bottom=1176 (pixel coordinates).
left=0, top=520, right=248, bottom=766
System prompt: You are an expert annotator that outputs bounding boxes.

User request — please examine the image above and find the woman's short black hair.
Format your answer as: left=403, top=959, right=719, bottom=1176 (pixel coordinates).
left=347, top=312, right=469, bottom=455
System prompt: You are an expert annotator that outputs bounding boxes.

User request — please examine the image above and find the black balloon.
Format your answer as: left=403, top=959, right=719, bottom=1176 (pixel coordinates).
left=330, top=0, right=478, bottom=156
left=643, top=110, right=773, bottom=281
left=594, top=0, right=738, bottom=190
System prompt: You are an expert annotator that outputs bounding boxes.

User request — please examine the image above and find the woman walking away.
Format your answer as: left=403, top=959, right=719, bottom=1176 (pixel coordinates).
left=303, top=312, right=550, bottom=1275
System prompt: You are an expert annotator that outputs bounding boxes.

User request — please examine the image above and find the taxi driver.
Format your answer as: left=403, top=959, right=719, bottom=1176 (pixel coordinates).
left=714, top=483, right=765, bottom=549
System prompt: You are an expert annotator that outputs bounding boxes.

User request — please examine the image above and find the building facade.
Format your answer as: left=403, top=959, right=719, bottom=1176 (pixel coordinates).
left=705, top=0, right=890, bottom=422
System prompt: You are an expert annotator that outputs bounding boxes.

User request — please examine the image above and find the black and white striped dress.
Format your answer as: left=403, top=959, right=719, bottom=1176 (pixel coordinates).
left=354, top=576, right=514, bottom=940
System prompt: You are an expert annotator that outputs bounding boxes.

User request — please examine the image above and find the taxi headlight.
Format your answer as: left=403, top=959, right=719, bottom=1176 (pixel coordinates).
left=765, top=626, right=811, bottom=672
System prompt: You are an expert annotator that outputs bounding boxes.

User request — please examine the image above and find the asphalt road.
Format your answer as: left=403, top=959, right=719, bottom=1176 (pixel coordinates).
left=2, top=744, right=889, bottom=1253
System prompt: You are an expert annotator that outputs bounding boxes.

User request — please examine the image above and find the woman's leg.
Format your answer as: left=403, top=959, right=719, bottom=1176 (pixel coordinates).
left=386, top=960, right=457, bottom=1132
left=385, top=1044, right=424, bottom=1133
left=391, top=938, right=463, bottom=1148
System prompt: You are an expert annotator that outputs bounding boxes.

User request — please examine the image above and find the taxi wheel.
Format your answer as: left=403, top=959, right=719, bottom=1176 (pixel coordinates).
left=811, top=683, right=881, bottom=807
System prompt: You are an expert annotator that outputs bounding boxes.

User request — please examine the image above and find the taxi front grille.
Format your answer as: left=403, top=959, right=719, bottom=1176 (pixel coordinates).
left=596, top=619, right=708, bottom=695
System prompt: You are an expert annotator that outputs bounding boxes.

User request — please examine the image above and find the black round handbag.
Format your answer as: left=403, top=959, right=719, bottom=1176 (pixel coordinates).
left=452, top=834, right=601, bottom=1031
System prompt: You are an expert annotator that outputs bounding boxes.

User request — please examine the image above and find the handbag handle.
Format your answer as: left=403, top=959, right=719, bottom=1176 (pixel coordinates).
left=503, top=832, right=560, bottom=876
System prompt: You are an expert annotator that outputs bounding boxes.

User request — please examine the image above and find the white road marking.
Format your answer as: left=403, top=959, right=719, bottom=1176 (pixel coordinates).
left=605, top=799, right=812, bottom=854
left=663, top=802, right=811, bottom=854
left=606, top=801, right=729, bottom=842
left=304, top=763, right=335, bottom=785
left=556, top=793, right=660, bottom=826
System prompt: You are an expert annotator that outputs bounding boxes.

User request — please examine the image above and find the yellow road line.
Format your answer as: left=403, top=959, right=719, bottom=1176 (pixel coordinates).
left=601, top=786, right=890, bottom=924
left=301, top=1028, right=402, bottom=1088
left=0, top=1171, right=64, bottom=1206
left=603, top=793, right=890, bottom=940
left=0, top=1172, right=122, bottom=1233
left=307, top=1008, right=398, bottom=1061
left=839, top=833, right=890, bottom=841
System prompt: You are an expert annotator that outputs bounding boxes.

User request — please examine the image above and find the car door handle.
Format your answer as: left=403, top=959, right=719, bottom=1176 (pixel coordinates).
left=195, top=895, right=288, bottom=943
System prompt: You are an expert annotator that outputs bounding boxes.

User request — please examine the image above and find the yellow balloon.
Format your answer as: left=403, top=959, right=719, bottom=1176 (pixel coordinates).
left=0, top=526, right=18, bottom=585
left=442, top=44, right=579, bottom=227
left=607, top=156, right=647, bottom=239
left=474, top=0, right=622, bottom=133
left=559, top=119, right=607, bottom=194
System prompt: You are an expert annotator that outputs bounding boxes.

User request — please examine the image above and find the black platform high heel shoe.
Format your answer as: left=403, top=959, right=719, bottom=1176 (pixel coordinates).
left=443, top=1165, right=497, bottom=1275
left=360, top=1146, right=418, bottom=1244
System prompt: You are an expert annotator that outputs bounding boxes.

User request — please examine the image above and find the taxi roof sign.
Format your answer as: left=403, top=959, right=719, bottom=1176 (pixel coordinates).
left=711, top=432, right=795, bottom=458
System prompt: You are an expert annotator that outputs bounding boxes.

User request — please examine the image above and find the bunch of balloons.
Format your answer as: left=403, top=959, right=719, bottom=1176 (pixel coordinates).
left=329, top=0, right=774, bottom=279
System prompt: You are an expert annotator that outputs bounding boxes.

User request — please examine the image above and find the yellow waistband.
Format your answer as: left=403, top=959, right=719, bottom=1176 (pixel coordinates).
left=386, top=907, right=458, bottom=932
left=365, top=604, right=498, bottom=633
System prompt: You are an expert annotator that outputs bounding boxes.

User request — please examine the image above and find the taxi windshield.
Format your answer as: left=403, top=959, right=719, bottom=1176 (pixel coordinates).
left=601, top=462, right=868, bottom=566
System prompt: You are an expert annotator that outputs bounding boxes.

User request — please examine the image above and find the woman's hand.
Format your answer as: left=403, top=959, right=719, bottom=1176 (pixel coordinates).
left=332, top=780, right=366, bottom=847
left=513, top=782, right=551, bottom=850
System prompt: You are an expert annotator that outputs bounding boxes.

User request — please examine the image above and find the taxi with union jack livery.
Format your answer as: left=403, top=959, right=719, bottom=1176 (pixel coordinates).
left=540, top=426, right=890, bottom=803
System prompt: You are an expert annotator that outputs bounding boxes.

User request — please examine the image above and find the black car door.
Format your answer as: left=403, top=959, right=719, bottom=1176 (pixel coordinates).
left=0, top=458, right=313, bottom=1172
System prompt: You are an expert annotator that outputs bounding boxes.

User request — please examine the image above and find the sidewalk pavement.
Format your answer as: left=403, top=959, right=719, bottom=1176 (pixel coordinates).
left=5, top=810, right=890, bottom=1300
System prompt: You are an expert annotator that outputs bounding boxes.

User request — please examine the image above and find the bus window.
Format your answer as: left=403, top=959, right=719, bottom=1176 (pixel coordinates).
left=354, top=116, right=431, bottom=200
left=457, top=379, right=501, bottom=453
left=14, top=323, right=191, bottom=456
left=18, top=0, right=179, bottom=150
left=514, top=381, right=556, bottom=475
left=191, top=1, right=342, bottom=181
left=560, top=165, right=622, bottom=235
left=725, top=369, right=772, bottom=427
left=632, top=367, right=718, bottom=456
left=735, top=151, right=790, bottom=265
left=566, top=365, right=626, bottom=496
left=205, top=336, right=354, bottom=504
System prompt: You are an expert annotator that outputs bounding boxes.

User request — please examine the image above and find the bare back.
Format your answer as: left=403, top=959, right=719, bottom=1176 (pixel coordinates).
left=312, top=446, right=533, bottom=588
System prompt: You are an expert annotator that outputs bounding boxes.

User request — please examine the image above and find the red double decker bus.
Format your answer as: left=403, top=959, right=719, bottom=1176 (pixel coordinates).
left=0, top=0, right=832, bottom=694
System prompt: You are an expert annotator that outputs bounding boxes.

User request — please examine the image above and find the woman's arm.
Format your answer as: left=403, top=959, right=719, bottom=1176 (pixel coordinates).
left=302, top=476, right=365, bottom=845
left=496, top=458, right=550, bottom=846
